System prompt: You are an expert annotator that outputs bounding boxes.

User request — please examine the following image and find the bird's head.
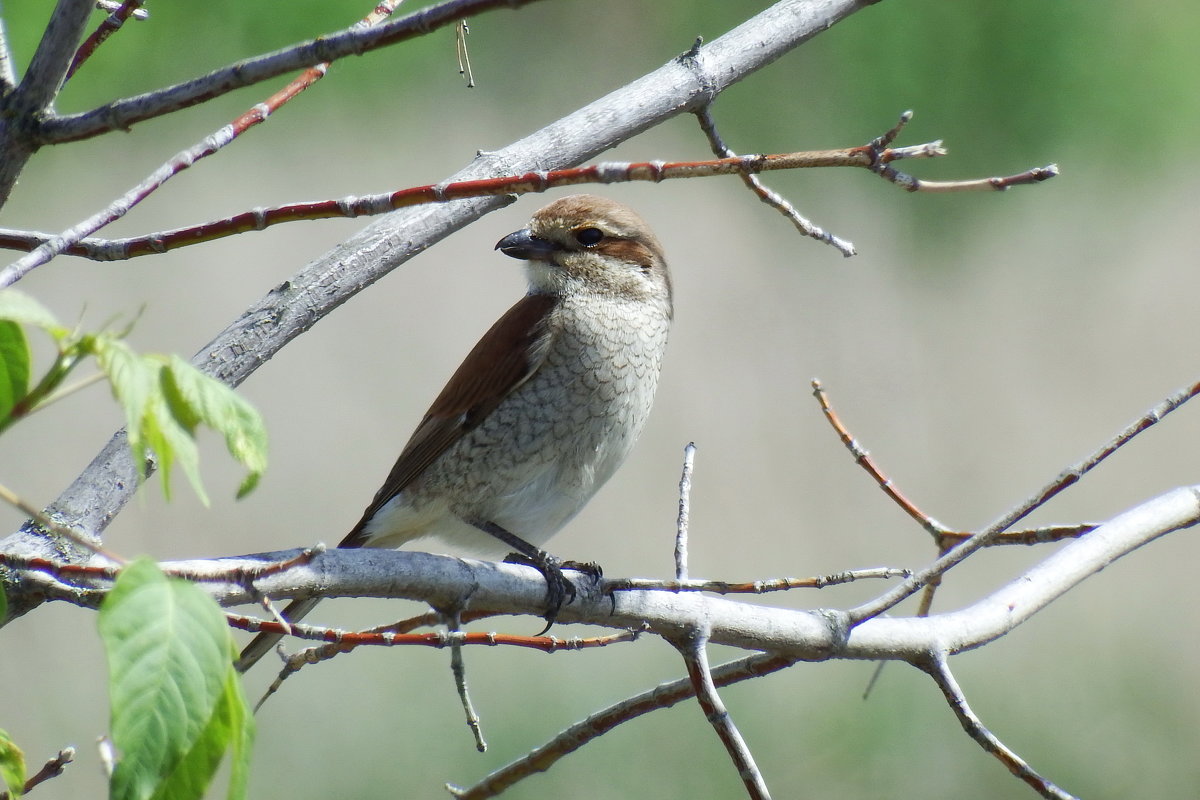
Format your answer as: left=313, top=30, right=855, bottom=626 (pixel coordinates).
left=496, top=194, right=672, bottom=312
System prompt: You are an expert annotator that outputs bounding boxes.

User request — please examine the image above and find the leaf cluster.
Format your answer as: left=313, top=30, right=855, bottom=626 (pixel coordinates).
left=0, top=290, right=267, bottom=502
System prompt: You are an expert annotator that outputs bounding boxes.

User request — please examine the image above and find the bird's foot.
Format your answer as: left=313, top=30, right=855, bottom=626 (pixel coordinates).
left=503, top=550, right=582, bottom=633
left=560, top=560, right=602, bottom=580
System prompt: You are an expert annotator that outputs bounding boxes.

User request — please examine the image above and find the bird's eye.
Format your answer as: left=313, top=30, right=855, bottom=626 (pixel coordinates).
left=573, top=227, right=604, bottom=247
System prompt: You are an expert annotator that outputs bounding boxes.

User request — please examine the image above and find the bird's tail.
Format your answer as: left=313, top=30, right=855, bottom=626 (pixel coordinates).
left=235, top=596, right=324, bottom=673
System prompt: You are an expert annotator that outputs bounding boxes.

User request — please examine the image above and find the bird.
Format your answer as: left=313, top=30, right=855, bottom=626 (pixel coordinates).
left=236, top=194, right=673, bottom=672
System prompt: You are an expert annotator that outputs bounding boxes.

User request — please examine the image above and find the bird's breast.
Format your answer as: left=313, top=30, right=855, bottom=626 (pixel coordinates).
left=423, top=292, right=670, bottom=544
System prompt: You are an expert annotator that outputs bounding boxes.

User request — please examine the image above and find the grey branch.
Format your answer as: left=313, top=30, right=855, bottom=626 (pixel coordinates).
left=32, top=0, right=548, bottom=146
left=16, top=486, right=1193, bottom=660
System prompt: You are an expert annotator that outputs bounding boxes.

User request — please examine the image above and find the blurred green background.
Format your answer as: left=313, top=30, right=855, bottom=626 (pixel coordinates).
left=3, top=1, right=1199, bottom=798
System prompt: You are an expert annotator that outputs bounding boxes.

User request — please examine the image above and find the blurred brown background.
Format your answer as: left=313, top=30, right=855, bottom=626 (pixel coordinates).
left=2, top=1, right=1198, bottom=797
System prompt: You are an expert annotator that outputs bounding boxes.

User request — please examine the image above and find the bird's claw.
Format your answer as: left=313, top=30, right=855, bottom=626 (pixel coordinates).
left=504, top=551, right=598, bottom=633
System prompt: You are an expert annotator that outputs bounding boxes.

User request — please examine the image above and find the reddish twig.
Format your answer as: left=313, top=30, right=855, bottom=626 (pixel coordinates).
left=237, top=622, right=643, bottom=655
left=242, top=610, right=640, bottom=710
left=812, top=378, right=956, bottom=540
left=0, top=746, right=75, bottom=800
left=0, top=127, right=1055, bottom=273
left=65, top=1, right=147, bottom=81
left=0, top=551, right=118, bottom=579
left=812, top=379, right=1099, bottom=550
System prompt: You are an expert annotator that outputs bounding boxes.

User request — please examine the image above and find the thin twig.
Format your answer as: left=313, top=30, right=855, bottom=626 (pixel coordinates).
left=814, top=379, right=1103, bottom=551
left=866, top=111, right=1059, bottom=192
left=846, top=377, right=1200, bottom=626
left=0, top=137, right=1054, bottom=269
left=447, top=619, right=488, bottom=752
left=455, top=19, right=474, bottom=87
left=0, top=746, right=75, bottom=800
left=0, top=480, right=124, bottom=564
left=243, top=610, right=639, bottom=710
left=697, top=104, right=856, bottom=256
left=0, top=14, right=17, bottom=91
left=606, top=567, right=910, bottom=595
left=446, top=651, right=797, bottom=799
left=23, top=370, right=108, bottom=414
left=675, top=442, right=695, bottom=581
left=66, top=1, right=147, bottom=81
left=812, top=378, right=953, bottom=539
left=919, top=653, right=1077, bottom=800
left=36, top=0, right=547, bottom=145
left=679, top=631, right=771, bottom=800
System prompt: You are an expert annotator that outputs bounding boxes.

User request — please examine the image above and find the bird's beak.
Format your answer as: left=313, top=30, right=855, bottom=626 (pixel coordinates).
left=496, top=228, right=557, bottom=261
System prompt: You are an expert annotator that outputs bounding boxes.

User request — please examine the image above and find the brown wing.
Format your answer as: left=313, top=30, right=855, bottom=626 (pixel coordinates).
left=340, top=292, right=557, bottom=547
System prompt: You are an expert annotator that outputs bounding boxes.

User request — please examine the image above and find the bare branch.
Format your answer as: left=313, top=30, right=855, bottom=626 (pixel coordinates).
left=606, top=568, right=911, bottom=594
left=675, top=442, right=696, bottom=581
left=66, top=0, right=146, bottom=80
left=697, top=103, right=857, bottom=256
left=678, top=631, right=771, bottom=800
left=447, top=651, right=798, bottom=799
left=0, top=125, right=1052, bottom=275
left=0, top=0, right=93, bottom=199
left=845, top=377, right=1200, bottom=625
left=11, top=486, right=1190, bottom=664
left=34, top=0, right=549, bottom=146
left=919, top=653, right=1077, bottom=800
left=0, top=0, right=408, bottom=285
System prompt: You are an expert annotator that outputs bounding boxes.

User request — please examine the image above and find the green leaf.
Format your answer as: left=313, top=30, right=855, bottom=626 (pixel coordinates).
left=0, top=289, right=65, bottom=339
left=0, top=728, right=26, bottom=798
left=162, top=356, right=267, bottom=499
left=0, top=321, right=31, bottom=423
left=94, top=338, right=158, bottom=470
left=99, top=558, right=251, bottom=800
left=144, top=670, right=255, bottom=800
left=219, top=665, right=255, bottom=800
left=142, top=387, right=208, bottom=505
